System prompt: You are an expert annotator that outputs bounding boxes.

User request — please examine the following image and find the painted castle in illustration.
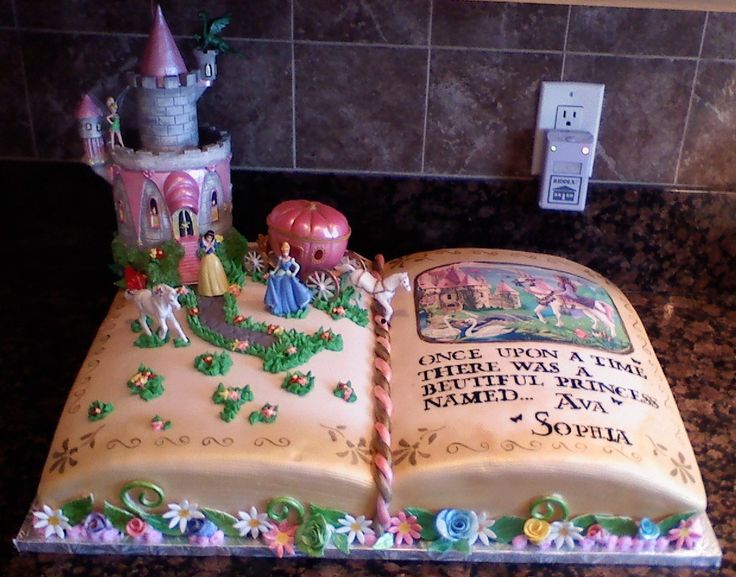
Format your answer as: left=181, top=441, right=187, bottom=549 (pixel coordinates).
left=75, top=6, right=232, bottom=284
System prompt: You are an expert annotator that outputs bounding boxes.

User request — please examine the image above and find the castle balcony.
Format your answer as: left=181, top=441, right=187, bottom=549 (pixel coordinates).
left=109, top=126, right=230, bottom=173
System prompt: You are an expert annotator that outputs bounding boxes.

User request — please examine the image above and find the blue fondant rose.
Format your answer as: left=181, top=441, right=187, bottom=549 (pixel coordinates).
left=638, top=517, right=660, bottom=541
left=435, top=509, right=479, bottom=542
left=195, top=520, right=218, bottom=538
left=186, top=518, right=206, bottom=536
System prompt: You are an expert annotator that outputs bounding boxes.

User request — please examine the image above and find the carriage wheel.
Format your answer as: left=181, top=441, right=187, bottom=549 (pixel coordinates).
left=339, top=250, right=367, bottom=271
left=244, top=250, right=265, bottom=274
left=306, top=270, right=340, bottom=301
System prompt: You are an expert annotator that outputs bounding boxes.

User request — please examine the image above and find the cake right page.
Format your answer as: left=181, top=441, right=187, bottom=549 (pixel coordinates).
left=385, top=248, right=706, bottom=519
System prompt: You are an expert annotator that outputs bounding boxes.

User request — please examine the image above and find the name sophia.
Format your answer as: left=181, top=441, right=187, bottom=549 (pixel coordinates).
left=531, top=411, right=632, bottom=446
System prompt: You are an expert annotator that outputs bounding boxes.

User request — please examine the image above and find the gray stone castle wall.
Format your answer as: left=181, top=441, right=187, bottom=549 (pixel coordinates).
left=131, top=74, right=202, bottom=152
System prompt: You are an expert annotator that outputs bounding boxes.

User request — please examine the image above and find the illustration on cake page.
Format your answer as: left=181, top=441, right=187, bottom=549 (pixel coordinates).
left=415, top=262, right=631, bottom=353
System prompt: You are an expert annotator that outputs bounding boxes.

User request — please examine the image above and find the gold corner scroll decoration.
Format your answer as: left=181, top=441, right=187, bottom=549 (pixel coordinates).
left=322, top=424, right=372, bottom=465
left=49, top=425, right=105, bottom=475
left=392, top=427, right=444, bottom=466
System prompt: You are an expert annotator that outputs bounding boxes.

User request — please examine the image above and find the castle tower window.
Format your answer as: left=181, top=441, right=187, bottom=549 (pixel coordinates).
left=149, top=199, right=161, bottom=229
left=210, top=190, right=219, bottom=222
left=205, top=63, right=213, bottom=77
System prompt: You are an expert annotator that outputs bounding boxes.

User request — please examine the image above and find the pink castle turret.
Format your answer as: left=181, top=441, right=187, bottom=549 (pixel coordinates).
left=76, top=5, right=232, bottom=285
left=76, top=95, right=106, bottom=174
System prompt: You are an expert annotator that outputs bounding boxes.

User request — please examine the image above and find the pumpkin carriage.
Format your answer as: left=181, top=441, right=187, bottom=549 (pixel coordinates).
left=243, top=200, right=366, bottom=301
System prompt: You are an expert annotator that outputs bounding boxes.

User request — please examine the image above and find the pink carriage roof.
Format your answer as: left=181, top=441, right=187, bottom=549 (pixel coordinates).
left=267, top=200, right=351, bottom=241
left=76, top=94, right=104, bottom=119
left=139, top=5, right=187, bottom=78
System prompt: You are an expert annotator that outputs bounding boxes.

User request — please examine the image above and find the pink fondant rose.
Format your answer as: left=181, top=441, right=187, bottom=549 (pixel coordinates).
left=126, top=518, right=148, bottom=538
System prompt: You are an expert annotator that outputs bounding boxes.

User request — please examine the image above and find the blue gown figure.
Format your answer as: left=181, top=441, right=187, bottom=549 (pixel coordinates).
left=265, top=242, right=312, bottom=316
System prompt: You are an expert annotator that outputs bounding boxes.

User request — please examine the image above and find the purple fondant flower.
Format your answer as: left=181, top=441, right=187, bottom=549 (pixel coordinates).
left=83, top=512, right=110, bottom=534
left=511, top=535, right=529, bottom=550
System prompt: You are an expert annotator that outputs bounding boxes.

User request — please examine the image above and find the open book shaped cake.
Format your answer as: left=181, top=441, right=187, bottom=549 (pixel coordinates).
left=16, top=248, right=720, bottom=566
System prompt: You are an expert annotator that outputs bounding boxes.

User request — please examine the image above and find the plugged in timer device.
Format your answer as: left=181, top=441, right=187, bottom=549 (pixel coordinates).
left=539, top=130, right=594, bottom=211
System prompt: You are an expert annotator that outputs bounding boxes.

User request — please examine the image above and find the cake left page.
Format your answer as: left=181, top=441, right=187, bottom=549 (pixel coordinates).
left=35, top=281, right=377, bottom=526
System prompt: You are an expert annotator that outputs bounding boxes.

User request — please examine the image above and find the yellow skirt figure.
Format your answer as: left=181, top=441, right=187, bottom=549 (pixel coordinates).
left=198, top=253, right=229, bottom=296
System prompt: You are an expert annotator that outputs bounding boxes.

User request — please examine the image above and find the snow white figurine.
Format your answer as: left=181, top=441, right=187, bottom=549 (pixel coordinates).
left=265, top=242, right=312, bottom=316
left=198, top=230, right=229, bottom=297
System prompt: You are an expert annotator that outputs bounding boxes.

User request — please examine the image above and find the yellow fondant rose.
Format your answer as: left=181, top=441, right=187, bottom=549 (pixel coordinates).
left=523, top=518, right=551, bottom=544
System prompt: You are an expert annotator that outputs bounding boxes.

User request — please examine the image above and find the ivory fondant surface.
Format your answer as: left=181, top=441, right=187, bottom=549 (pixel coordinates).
left=387, top=249, right=707, bottom=517
left=37, top=283, right=377, bottom=515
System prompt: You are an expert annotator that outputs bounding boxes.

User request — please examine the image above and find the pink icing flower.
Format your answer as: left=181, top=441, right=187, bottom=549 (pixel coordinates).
left=228, top=285, right=242, bottom=296
left=143, top=527, right=163, bottom=544
left=320, top=331, right=332, bottom=340
left=263, top=521, right=297, bottom=558
left=151, top=420, right=164, bottom=431
left=233, top=315, right=245, bottom=324
left=580, top=538, right=596, bottom=551
left=177, top=286, right=190, bottom=295
left=511, top=535, right=528, bottom=550
left=260, top=404, right=278, bottom=419
left=574, top=328, right=589, bottom=339
left=285, top=346, right=298, bottom=356
left=668, top=518, right=703, bottom=550
left=332, top=306, right=345, bottom=316
left=585, top=523, right=608, bottom=543
left=189, top=307, right=199, bottom=316
left=617, top=535, right=633, bottom=551
left=234, top=339, right=250, bottom=351
left=126, top=518, right=147, bottom=538
left=388, top=511, right=422, bottom=546
left=267, top=324, right=282, bottom=335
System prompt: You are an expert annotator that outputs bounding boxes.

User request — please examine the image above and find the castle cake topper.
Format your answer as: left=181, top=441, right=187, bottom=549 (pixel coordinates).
left=75, top=5, right=232, bottom=285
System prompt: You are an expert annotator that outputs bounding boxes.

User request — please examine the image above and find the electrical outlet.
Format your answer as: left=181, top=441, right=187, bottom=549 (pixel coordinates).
left=531, top=82, right=604, bottom=176
left=555, top=105, right=583, bottom=130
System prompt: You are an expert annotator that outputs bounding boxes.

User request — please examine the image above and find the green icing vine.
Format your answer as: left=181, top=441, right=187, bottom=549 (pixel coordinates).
left=87, top=400, right=114, bottom=421
left=215, top=230, right=249, bottom=287
left=249, top=403, right=279, bottom=425
left=282, top=371, right=315, bottom=396
left=127, top=365, right=165, bottom=401
left=212, top=383, right=253, bottom=422
left=194, top=351, right=233, bottom=376
left=333, top=381, right=357, bottom=403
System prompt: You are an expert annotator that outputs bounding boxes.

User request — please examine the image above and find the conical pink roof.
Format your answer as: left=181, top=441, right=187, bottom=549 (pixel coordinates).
left=139, top=5, right=187, bottom=77
left=76, top=94, right=104, bottom=119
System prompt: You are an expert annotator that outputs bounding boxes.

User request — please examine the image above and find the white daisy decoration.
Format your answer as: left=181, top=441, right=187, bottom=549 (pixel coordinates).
left=233, top=506, right=272, bottom=539
left=32, top=505, right=71, bottom=539
left=335, top=514, right=375, bottom=545
left=472, top=512, right=497, bottom=546
left=547, top=520, right=584, bottom=549
left=162, top=499, right=204, bottom=533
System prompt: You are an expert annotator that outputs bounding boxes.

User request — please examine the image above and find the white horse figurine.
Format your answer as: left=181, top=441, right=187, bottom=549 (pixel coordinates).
left=125, top=284, right=188, bottom=342
left=338, top=264, right=411, bottom=324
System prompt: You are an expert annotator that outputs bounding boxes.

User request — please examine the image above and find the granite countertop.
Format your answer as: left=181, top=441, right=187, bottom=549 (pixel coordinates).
left=2, top=162, right=734, bottom=576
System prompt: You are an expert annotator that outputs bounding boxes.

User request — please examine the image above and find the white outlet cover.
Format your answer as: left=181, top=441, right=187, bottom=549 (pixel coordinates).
left=531, top=82, right=605, bottom=176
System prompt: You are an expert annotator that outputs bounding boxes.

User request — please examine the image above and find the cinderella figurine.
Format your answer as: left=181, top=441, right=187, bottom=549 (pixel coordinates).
left=265, top=242, right=312, bottom=316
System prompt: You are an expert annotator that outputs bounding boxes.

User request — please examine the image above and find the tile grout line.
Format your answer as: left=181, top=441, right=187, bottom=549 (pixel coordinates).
left=420, top=0, right=434, bottom=173
left=673, top=12, right=708, bottom=185
left=561, top=5, right=572, bottom=80
left=290, top=0, right=297, bottom=170
left=12, top=0, right=38, bottom=158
